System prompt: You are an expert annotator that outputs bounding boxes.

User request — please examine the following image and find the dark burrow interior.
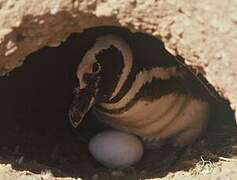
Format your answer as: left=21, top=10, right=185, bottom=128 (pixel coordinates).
left=0, top=26, right=236, bottom=179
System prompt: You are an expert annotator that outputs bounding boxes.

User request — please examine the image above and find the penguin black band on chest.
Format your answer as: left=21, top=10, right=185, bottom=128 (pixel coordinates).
left=69, top=32, right=210, bottom=147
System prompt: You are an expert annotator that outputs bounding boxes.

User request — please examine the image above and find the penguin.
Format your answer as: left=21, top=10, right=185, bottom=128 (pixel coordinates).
left=68, top=30, right=211, bottom=148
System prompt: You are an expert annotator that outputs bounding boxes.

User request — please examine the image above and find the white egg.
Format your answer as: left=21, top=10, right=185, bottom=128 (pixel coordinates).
left=88, top=130, right=144, bottom=168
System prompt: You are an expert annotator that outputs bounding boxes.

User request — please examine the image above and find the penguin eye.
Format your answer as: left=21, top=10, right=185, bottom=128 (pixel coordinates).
left=92, top=62, right=101, bottom=73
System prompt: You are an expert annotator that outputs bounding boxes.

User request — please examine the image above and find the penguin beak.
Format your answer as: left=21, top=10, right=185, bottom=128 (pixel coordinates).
left=69, top=87, right=95, bottom=128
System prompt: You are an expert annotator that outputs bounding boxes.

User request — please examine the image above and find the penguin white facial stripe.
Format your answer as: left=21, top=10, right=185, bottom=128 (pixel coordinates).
left=100, top=66, right=177, bottom=110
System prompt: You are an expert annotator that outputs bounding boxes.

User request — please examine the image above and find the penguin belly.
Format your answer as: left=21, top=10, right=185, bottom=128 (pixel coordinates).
left=93, top=93, right=209, bottom=147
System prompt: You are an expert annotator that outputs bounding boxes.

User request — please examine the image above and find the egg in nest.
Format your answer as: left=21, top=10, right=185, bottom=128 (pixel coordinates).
left=89, top=130, right=144, bottom=168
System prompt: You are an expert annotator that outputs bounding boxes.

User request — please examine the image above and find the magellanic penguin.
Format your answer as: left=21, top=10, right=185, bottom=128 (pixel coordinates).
left=69, top=32, right=212, bottom=147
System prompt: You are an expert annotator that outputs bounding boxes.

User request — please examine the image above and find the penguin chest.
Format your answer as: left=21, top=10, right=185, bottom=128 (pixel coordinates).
left=93, top=94, right=209, bottom=146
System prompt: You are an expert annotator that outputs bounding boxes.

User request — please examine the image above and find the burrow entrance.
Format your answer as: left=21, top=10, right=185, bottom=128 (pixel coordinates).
left=0, top=26, right=236, bottom=179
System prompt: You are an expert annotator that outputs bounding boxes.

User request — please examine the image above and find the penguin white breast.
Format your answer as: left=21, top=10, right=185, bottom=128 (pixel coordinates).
left=93, top=93, right=209, bottom=146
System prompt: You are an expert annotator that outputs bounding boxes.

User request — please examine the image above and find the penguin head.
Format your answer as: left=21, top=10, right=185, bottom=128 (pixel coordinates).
left=69, top=35, right=133, bottom=128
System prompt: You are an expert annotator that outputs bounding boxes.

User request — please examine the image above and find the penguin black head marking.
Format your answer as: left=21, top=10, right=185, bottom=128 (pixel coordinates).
left=69, top=35, right=133, bottom=128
